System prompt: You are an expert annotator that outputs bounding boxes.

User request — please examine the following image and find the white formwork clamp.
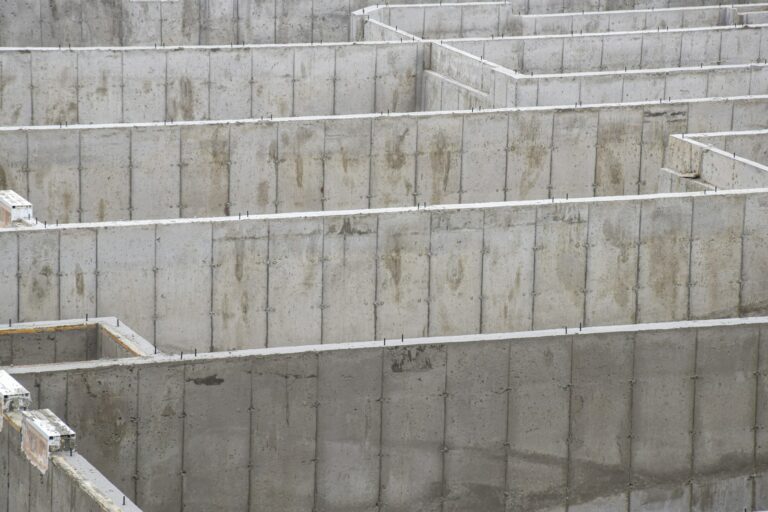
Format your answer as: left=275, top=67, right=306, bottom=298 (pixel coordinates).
left=21, top=409, right=76, bottom=474
left=0, top=369, right=31, bottom=417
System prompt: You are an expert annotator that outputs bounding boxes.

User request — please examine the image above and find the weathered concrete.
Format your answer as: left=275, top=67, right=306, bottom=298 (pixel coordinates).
left=7, top=317, right=768, bottom=512
left=1, top=189, right=766, bottom=353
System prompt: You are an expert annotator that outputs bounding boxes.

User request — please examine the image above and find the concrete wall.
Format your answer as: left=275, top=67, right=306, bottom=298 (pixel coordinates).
left=0, top=320, right=154, bottom=366
left=451, top=24, right=768, bottom=73
left=356, top=2, right=734, bottom=40
left=9, top=318, right=768, bottom=512
left=2, top=95, right=766, bottom=223
left=665, top=133, right=768, bottom=189
left=0, top=188, right=766, bottom=353
left=0, top=411, right=141, bottom=512
left=692, top=129, right=768, bottom=164
left=0, top=42, right=422, bottom=126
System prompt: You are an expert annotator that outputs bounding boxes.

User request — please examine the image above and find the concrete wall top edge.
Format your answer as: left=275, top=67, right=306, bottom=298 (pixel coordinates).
left=2, top=187, right=767, bottom=232
left=8, top=316, right=768, bottom=376
left=357, top=1, right=765, bottom=14
left=0, top=93, right=763, bottom=132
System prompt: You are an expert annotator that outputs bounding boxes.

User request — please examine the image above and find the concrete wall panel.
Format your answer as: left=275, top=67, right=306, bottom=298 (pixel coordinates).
left=429, top=210, right=483, bottom=336
left=322, top=215, right=377, bottom=343
left=460, top=112, right=507, bottom=204
left=136, top=364, right=184, bottom=511
left=180, top=124, right=230, bottom=217
left=0, top=52, right=31, bottom=126
left=27, top=129, right=79, bottom=223
left=316, top=348, right=382, bottom=511
left=533, top=203, right=588, bottom=329
left=742, top=194, right=768, bottom=316
left=131, top=126, right=182, bottom=220
left=444, top=341, right=508, bottom=511
left=96, top=224, right=155, bottom=342
left=183, top=359, right=251, bottom=511
left=323, top=117, right=371, bottom=211
left=77, top=50, right=122, bottom=124
left=209, top=48, right=251, bottom=120
left=376, top=212, right=430, bottom=339
left=507, top=110, right=553, bottom=200
left=551, top=110, right=598, bottom=198
left=335, top=45, right=377, bottom=115
left=507, top=336, right=570, bottom=510
left=267, top=218, right=323, bottom=346
left=211, top=221, right=268, bottom=350
left=122, top=51, right=166, bottom=124
left=0, top=130, right=29, bottom=200
left=481, top=207, right=535, bottom=333
left=31, top=52, right=77, bottom=125
left=80, top=128, right=130, bottom=222
left=595, top=108, right=643, bottom=196
left=166, top=50, right=209, bottom=122
left=689, top=194, right=743, bottom=320
left=585, top=201, right=640, bottom=326
left=18, top=230, right=58, bottom=322
left=251, top=353, right=317, bottom=512
left=381, top=344, right=446, bottom=512
left=416, top=116, right=463, bottom=205
left=277, top=121, right=324, bottom=212
left=637, top=197, right=692, bottom=323
left=370, top=116, right=417, bottom=209
left=293, top=46, right=334, bottom=116
left=237, top=0, right=275, bottom=44
left=0, top=232, right=18, bottom=322
left=376, top=44, right=419, bottom=113
left=59, top=228, right=96, bottom=320
left=155, top=222, right=212, bottom=353
left=251, top=47, right=293, bottom=118
left=639, top=104, right=688, bottom=193
left=229, top=123, right=277, bottom=215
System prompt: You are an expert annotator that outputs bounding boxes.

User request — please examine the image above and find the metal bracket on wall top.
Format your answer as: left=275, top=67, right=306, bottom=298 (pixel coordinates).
left=21, top=409, right=76, bottom=474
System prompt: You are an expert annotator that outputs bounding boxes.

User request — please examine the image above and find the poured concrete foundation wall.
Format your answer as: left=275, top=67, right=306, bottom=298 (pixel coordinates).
left=0, top=411, right=141, bottom=511
left=8, top=318, right=768, bottom=511
left=2, top=95, right=766, bottom=223
left=690, top=129, right=768, bottom=163
left=448, top=24, right=768, bottom=74
left=357, top=2, right=734, bottom=39
left=0, top=189, right=766, bottom=353
left=0, top=42, right=422, bottom=126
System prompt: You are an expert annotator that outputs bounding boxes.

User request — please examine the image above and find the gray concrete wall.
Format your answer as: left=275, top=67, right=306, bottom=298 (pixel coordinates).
left=0, top=319, right=154, bottom=366
left=2, top=95, right=766, bottom=223
left=0, top=411, right=141, bottom=512
left=0, top=42, right=422, bottom=126
left=356, top=2, right=734, bottom=39
left=2, top=0, right=756, bottom=47
left=665, top=133, right=768, bottom=189
left=8, top=318, right=768, bottom=512
left=450, top=24, right=768, bottom=73
left=0, top=188, right=766, bottom=353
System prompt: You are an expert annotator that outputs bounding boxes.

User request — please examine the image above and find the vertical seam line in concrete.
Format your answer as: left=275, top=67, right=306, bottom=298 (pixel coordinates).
left=291, top=49, right=296, bottom=117
left=564, top=335, right=574, bottom=512
left=426, top=211, right=433, bottom=337
left=37, top=0, right=43, bottom=46
left=75, top=51, right=80, bottom=124
left=272, top=0, right=277, bottom=43
left=180, top=363, right=187, bottom=512
left=582, top=203, right=591, bottom=327
left=129, top=129, right=134, bottom=220
left=367, top=118, right=374, bottom=210
left=738, top=196, right=748, bottom=316
left=207, top=52, right=212, bottom=120
left=249, top=49, right=254, bottom=118
left=686, top=197, right=695, bottom=321
left=160, top=1, right=165, bottom=45
left=57, top=230, right=61, bottom=321
left=502, top=338, right=512, bottom=510
left=322, top=121, right=327, bottom=212
left=164, top=52, right=169, bottom=122
left=226, top=125, right=232, bottom=216
left=95, top=229, right=99, bottom=318
left=414, top=119, right=420, bottom=206
left=178, top=127, right=183, bottom=218
left=15, top=231, right=20, bottom=323
left=458, top=116, right=465, bottom=204
left=440, top=345, right=449, bottom=512
left=29, top=55, right=35, bottom=125
left=78, top=130, right=83, bottom=223
left=265, top=222, right=271, bottom=348
left=332, top=48, right=337, bottom=116
left=209, top=223, right=214, bottom=352
left=134, top=368, right=141, bottom=502
left=373, top=46, right=378, bottom=113
left=376, top=343, right=386, bottom=510
left=633, top=201, right=643, bottom=324
left=479, top=210, right=486, bottom=334
left=121, top=52, right=125, bottom=124
left=274, top=123, right=280, bottom=214
left=592, top=111, right=600, bottom=197
left=312, top=353, right=320, bottom=511
left=24, top=131, right=30, bottom=201
left=527, top=204, right=539, bottom=332
left=247, top=360, right=255, bottom=511
left=751, top=326, right=762, bottom=511
left=626, top=333, right=637, bottom=511
left=320, top=217, right=326, bottom=344
left=373, top=215, right=380, bottom=340
left=503, top=113, right=510, bottom=201
left=688, top=329, right=700, bottom=512
left=153, top=224, right=158, bottom=349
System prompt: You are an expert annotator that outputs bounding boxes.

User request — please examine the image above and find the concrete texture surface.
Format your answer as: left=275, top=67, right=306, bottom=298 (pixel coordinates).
left=6, top=317, right=768, bottom=512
